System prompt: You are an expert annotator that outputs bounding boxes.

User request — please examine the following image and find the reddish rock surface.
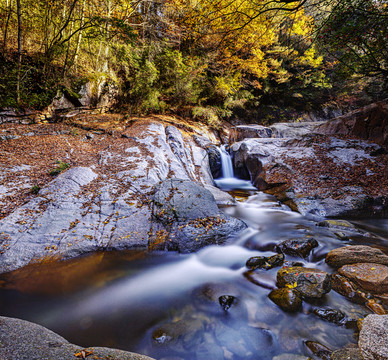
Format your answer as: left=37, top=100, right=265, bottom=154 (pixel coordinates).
left=338, top=263, right=388, bottom=294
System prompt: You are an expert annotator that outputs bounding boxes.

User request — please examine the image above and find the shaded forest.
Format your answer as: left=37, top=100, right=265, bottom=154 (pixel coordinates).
left=0, top=0, right=387, bottom=125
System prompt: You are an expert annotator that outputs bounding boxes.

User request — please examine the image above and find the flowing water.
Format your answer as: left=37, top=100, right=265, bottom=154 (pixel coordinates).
left=0, top=148, right=387, bottom=359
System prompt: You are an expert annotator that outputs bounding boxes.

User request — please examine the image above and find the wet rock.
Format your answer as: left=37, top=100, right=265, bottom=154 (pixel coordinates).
left=151, top=179, right=246, bottom=252
left=333, top=232, right=349, bottom=241
left=305, top=341, right=332, bottom=360
left=359, top=314, right=388, bottom=360
left=326, top=245, right=388, bottom=269
left=312, top=308, right=347, bottom=325
left=0, top=316, right=154, bottom=360
left=365, top=300, right=387, bottom=315
left=331, top=273, right=367, bottom=305
left=268, top=288, right=302, bottom=312
left=206, top=146, right=222, bottom=179
left=338, top=263, right=388, bottom=294
left=318, top=219, right=357, bottom=230
left=277, top=267, right=331, bottom=299
left=246, top=253, right=284, bottom=270
left=219, top=295, right=236, bottom=311
left=275, top=238, right=319, bottom=258
left=330, top=346, right=363, bottom=360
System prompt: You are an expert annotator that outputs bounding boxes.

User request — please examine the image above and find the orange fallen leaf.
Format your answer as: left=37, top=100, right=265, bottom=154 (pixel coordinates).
left=74, top=349, right=93, bottom=359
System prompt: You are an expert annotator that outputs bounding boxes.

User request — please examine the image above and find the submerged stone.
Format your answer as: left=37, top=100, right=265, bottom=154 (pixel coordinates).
left=312, top=308, right=347, bottom=325
left=277, top=267, right=331, bottom=299
left=219, top=295, right=236, bottom=311
left=268, top=288, right=302, bottom=312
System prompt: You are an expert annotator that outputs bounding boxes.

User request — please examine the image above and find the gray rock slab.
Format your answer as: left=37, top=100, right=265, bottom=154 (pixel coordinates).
left=0, top=316, right=154, bottom=360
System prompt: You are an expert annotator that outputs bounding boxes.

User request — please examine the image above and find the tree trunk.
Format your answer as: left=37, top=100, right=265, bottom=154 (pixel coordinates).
left=2, top=0, right=12, bottom=56
left=16, top=0, right=22, bottom=105
left=73, top=0, right=86, bottom=68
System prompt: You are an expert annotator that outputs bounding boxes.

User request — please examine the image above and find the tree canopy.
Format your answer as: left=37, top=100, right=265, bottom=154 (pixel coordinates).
left=0, top=0, right=386, bottom=123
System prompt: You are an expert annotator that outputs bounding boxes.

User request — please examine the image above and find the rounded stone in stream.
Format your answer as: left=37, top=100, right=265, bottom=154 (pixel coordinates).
left=326, top=245, right=388, bottom=269
left=246, top=254, right=284, bottom=270
left=277, top=267, right=331, bottom=299
left=219, top=295, right=236, bottom=311
left=275, top=238, right=318, bottom=258
left=268, top=288, right=302, bottom=312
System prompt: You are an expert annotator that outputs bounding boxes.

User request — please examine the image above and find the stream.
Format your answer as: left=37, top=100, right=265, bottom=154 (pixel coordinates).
left=0, top=148, right=387, bottom=359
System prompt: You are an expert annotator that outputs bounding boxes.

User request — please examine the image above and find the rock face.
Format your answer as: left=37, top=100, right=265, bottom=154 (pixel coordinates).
left=358, top=314, right=388, bottom=360
left=277, top=267, right=331, bottom=298
left=229, top=125, right=273, bottom=143
left=316, top=99, right=388, bottom=148
left=206, top=145, right=222, bottom=179
left=338, top=263, right=388, bottom=294
left=0, top=119, right=241, bottom=273
left=230, top=134, right=387, bottom=218
left=0, top=316, right=154, bottom=360
left=326, top=245, right=388, bottom=268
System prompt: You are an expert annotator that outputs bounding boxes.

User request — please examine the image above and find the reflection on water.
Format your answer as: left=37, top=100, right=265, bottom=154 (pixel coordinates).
left=0, top=188, right=387, bottom=359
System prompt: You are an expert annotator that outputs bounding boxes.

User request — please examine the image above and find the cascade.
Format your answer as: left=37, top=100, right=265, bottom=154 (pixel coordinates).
left=214, top=144, right=256, bottom=191
left=219, top=144, right=234, bottom=178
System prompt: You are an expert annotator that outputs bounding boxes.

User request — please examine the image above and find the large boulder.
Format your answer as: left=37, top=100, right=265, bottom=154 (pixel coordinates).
left=326, top=245, right=388, bottom=269
left=0, top=316, right=154, bottom=360
left=358, top=314, right=388, bottom=360
left=151, top=179, right=247, bottom=252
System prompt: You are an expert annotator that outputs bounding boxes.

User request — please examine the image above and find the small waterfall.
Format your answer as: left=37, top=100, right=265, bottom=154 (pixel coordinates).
left=219, top=144, right=234, bottom=178
left=214, top=145, right=257, bottom=191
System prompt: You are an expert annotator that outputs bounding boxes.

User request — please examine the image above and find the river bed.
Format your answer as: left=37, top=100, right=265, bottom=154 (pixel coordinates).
left=0, top=178, right=387, bottom=359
